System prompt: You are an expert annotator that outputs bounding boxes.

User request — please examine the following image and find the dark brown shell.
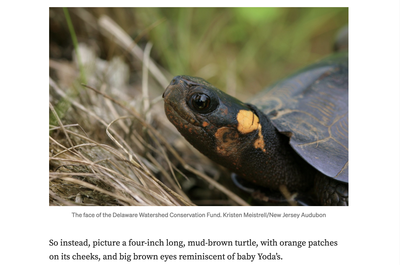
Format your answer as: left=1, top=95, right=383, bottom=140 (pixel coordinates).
left=251, top=52, right=348, bottom=183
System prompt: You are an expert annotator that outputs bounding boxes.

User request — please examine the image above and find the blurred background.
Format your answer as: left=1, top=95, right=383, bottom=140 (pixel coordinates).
left=49, top=8, right=348, bottom=206
left=50, top=7, right=348, bottom=99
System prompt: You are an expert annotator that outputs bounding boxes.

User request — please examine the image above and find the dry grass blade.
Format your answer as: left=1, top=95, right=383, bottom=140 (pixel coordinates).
left=279, top=185, right=298, bottom=206
left=142, top=42, right=152, bottom=124
left=49, top=102, right=73, bottom=148
left=98, top=15, right=169, bottom=88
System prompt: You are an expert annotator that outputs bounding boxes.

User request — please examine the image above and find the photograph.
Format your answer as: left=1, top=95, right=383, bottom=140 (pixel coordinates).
left=49, top=7, right=348, bottom=206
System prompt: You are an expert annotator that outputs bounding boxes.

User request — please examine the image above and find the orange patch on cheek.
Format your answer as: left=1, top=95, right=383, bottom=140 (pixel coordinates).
left=214, top=127, right=239, bottom=156
left=237, top=110, right=259, bottom=133
left=254, top=123, right=266, bottom=152
left=236, top=110, right=266, bottom=152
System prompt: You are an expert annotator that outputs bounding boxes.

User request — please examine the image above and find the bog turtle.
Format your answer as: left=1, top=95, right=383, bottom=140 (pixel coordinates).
left=163, top=52, right=348, bottom=206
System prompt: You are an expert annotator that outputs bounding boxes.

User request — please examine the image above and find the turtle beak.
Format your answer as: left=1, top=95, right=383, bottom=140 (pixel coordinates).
left=162, top=84, right=174, bottom=100
left=163, top=76, right=183, bottom=99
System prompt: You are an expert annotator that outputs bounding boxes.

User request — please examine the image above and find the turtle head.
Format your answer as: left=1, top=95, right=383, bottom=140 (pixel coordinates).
left=163, top=75, right=265, bottom=170
left=163, top=75, right=314, bottom=191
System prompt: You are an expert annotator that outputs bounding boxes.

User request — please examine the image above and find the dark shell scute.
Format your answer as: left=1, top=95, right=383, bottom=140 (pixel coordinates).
left=251, top=52, right=348, bottom=183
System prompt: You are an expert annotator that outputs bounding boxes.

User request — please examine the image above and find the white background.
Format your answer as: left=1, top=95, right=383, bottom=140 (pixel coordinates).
left=1, top=1, right=399, bottom=264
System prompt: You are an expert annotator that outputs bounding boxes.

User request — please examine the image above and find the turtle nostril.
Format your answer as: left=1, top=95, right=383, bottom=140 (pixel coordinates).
left=170, top=76, right=181, bottom=86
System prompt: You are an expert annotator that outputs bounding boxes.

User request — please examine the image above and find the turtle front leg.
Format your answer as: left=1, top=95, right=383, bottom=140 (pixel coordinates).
left=314, top=173, right=348, bottom=206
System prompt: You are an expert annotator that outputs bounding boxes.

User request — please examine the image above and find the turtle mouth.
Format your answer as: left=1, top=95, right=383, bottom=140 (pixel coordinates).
left=164, top=103, right=192, bottom=129
left=164, top=99, right=188, bottom=125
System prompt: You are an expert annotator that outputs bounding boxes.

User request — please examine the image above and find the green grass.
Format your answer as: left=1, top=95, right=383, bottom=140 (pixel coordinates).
left=63, top=7, right=86, bottom=83
left=132, top=8, right=347, bottom=97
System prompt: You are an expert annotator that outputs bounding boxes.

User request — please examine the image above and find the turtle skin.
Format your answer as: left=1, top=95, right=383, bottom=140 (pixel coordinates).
left=163, top=52, right=348, bottom=206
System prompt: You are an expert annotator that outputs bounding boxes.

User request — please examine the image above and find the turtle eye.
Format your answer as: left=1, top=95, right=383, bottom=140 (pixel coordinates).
left=187, top=89, right=219, bottom=114
left=191, top=93, right=211, bottom=113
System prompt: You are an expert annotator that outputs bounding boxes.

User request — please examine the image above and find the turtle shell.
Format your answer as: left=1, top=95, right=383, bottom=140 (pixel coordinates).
left=250, top=52, right=348, bottom=183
